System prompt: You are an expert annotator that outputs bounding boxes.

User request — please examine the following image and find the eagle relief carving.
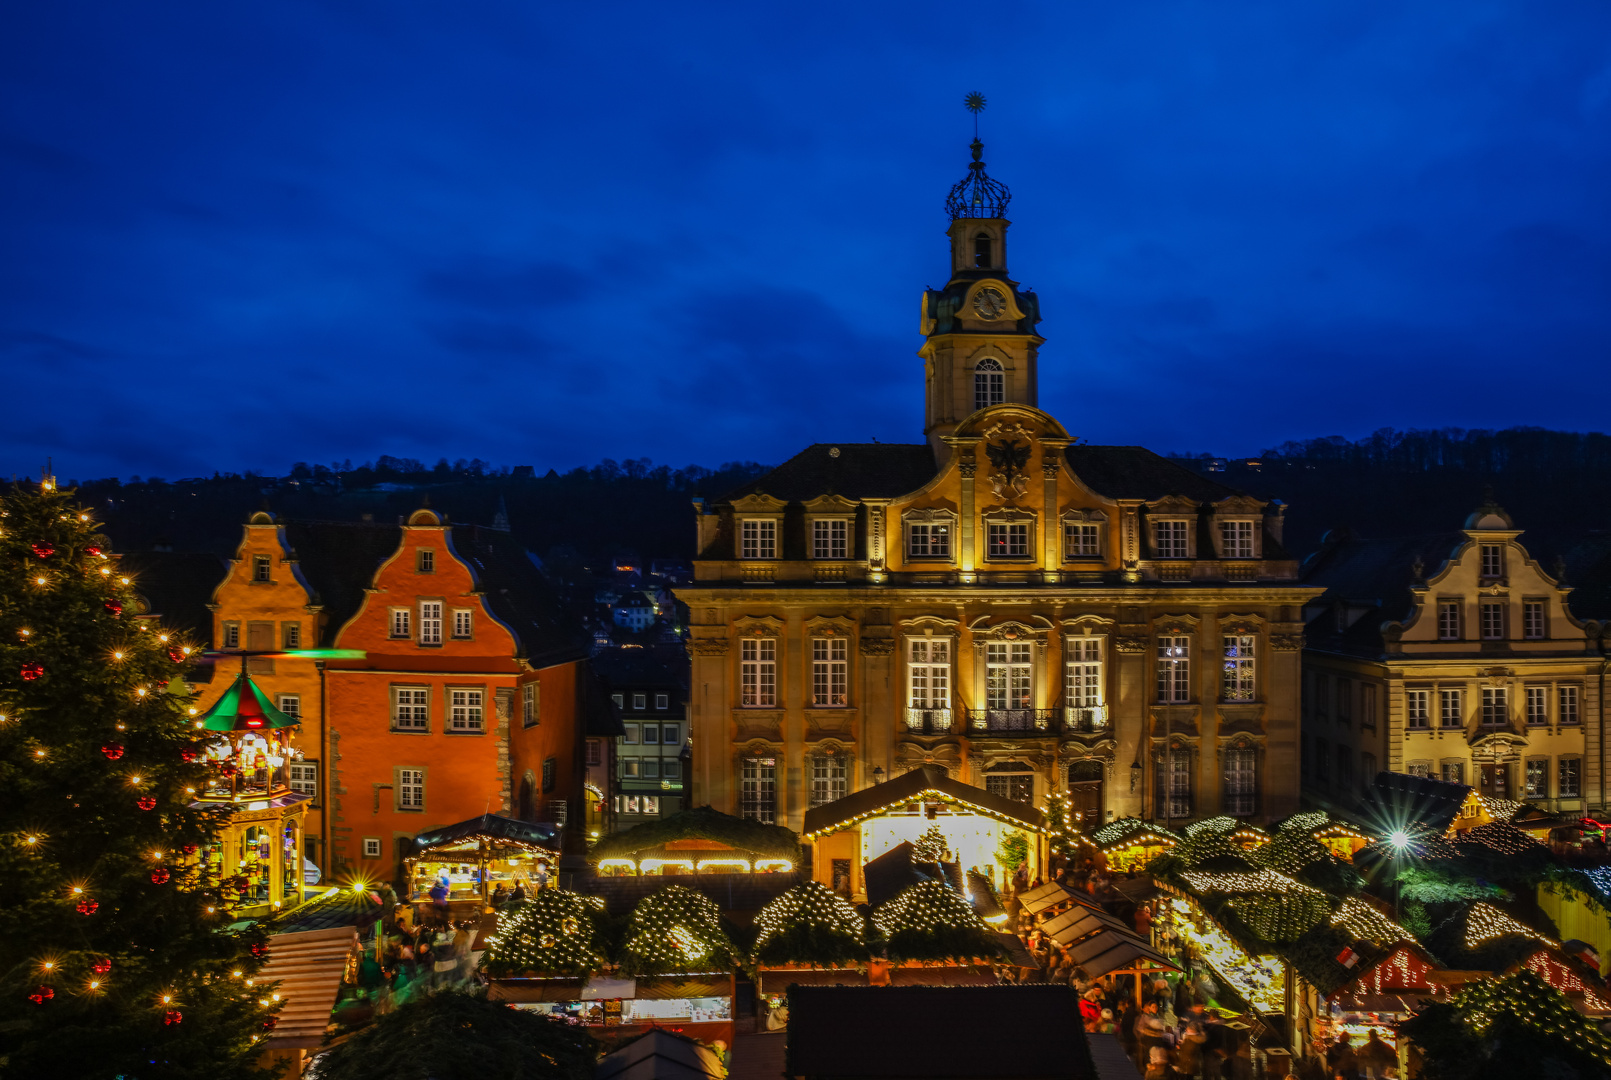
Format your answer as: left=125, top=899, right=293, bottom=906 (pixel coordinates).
left=987, top=439, right=1032, bottom=501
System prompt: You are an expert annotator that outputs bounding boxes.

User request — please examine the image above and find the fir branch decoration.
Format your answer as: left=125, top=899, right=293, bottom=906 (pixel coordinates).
left=482, top=890, right=604, bottom=978
left=752, top=881, right=869, bottom=968
left=618, top=885, right=736, bottom=975
left=872, top=881, right=1001, bottom=963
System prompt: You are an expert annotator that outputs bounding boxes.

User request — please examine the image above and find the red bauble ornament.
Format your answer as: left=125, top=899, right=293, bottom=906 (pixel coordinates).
left=31, top=542, right=54, bottom=559
left=180, top=748, right=198, bottom=762
left=20, top=663, right=42, bottom=681
left=163, top=1009, right=182, bottom=1026
left=136, top=796, right=157, bottom=811
left=76, top=898, right=99, bottom=915
left=181, top=843, right=198, bottom=856
left=250, top=941, right=268, bottom=958
left=85, top=546, right=102, bottom=558
left=102, top=743, right=125, bottom=760
left=262, top=1015, right=278, bottom=1031
left=168, top=648, right=184, bottom=664
left=91, top=958, right=112, bottom=975
left=28, top=986, right=54, bottom=1005
left=103, top=599, right=123, bottom=617
left=218, top=763, right=238, bottom=779
left=150, top=867, right=170, bottom=885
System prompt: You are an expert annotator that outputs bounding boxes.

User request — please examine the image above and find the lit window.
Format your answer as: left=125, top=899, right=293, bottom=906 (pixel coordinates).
left=740, top=757, right=776, bottom=823
left=641, top=796, right=660, bottom=815
left=252, top=554, right=271, bottom=583
left=1480, top=687, right=1507, bottom=726
left=223, top=623, right=240, bottom=650
left=908, top=521, right=952, bottom=559
left=1480, top=602, right=1506, bottom=640
left=1156, top=636, right=1191, bottom=703
left=1523, top=601, right=1546, bottom=640
left=522, top=682, right=539, bottom=727
left=393, top=687, right=429, bottom=731
left=1064, top=637, right=1103, bottom=730
left=1439, top=689, right=1463, bottom=729
left=987, top=522, right=1030, bottom=558
left=1480, top=544, right=1504, bottom=578
left=813, top=519, right=848, bottom=560
left=398, top=769, right=424, bottom=810
left=810, top=754, right=848, bottom=807
left=289, top=761, right=318, bottom=798
left=1560, top=686, right=1580, bottom=725
left=1525, top=759, right=1548, bottom=798
left=908, top=639, right=951, bottom=721
left=276, top=694, right=300, bottom=718
left=740, top=638, right=777, bottom=707
left=1560, top=758, right=1581, bottom=798
left=974, top=358, right=1004, bottom=410
left=1065, top=522, right=1100, bottom=558
left=1525, top=686, right=1547, bottom=726
left=985, top=772, right=1034, bottom=804
left=1154, top=521, right=1189, bottom=559
left=418, top=602, right=442, bottom=645
left=622, top=760, right=640, bottom=778
left=417, top=549, right=434, bottom=573
left=622, top=724, right=638, bottom=745
left=1219, top=521, right=1254, bottom=559
left=1404, top=689, right=1429, bottom=730
left=1223, top=747, right=1256, bottom=816
left=452, top=609, right=473, bottom=639
left=1441, top=762, right=1463, bottom=786
left=1407, top=762, right=1432, bottom=779
left=1437, top=602, right=1461, bottom=641
left=986, top=642, right=1033, bottom=715
left=1221, top=636, right=1255, bottom=702
left=1156, top=749, right=1191, bottom=818
left=625, top=795, right=640, bottom=813
left=812, top=637, right=848, bottom=706
left=740, top=519, right=776, bottom=560
left=449, top=688, right=484, bottom=732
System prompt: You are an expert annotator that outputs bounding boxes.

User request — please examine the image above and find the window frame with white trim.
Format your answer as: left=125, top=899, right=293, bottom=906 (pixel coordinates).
left=739, top=519, right=777, bottom=560
left=740, top=637, right=778, bottom=707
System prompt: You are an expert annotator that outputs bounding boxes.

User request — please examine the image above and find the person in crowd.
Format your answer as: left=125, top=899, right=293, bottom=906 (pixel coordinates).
left=1118, top=999, right=1139, bottom=1056
left=536, top=860, right=552, bottom=889
left=1080, top=988, right=1104, bottom=1030
left=1143, top=1044, right=1173, bottom=1080
left=1135, top=902, right=1154, bottom=938
left=510, top=879, right=527, bottom=902
left=1136, top=1000, right=1170, bottom=1060
left=491, top=882, right=509, bottom=906
left=1328, top=1032, right=1359, bottom=1080
left=1176, top=1021, right=1209, bottom=1079
left=1098, top=1008, right=1116, bottom=1035
left=1356, top=1030, right=1395, bottom=1079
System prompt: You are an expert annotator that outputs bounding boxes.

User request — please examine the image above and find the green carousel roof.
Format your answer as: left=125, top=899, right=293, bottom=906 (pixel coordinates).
left=199, top=673, right=299, bottom=732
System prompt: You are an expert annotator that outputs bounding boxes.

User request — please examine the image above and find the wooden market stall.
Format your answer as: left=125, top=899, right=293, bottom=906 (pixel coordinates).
left=1090, top=818, right=1179, bottom=872
left=192, top=670, right=311, bottom=915
left=589, top=806, right=799, bottom=877
left=405, top=813, right=559, bottom=919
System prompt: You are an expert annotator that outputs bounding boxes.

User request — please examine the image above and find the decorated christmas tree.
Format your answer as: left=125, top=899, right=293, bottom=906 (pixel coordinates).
left=751, top=880, right=869, bottom=968
left=911, top=825, right=950, bottom=865
left=618, top=884, right=736, bottom=975
left=0, top=481, right=279, bottom=1077
left=482, top=889, right=605, bottom=978
left=871, top=881, right=1001, bottom=963
left=1040, top=790, right=1083, bottom=865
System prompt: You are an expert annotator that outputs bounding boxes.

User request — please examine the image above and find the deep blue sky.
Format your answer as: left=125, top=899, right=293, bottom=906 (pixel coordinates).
left=4, top=3, right=1609, bottom=481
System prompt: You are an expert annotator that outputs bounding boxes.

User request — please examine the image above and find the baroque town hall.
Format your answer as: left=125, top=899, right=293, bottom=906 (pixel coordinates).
left=680, top=138, right=1323, bottom=834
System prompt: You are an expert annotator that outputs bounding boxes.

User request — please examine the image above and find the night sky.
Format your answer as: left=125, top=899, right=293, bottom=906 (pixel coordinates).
left=4, top=3, right=1609, bottom=482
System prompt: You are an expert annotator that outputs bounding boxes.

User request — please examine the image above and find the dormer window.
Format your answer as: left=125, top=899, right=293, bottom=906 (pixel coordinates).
left=740, top=519, right=776, bottom=560
left=974, top=358, right=1005, bottom=410
left=905, top=510, right=956, bottom=561
left=987, top=523, right=1030, bottom=559
left=974, top=232, right=992, bottom=268
left=1480, top=544, right=1504, bottom=578
left=252, top=554, right=271, bottom=583
left=1219, top=521, right=1255, bottom=559
left=1154, top=520, right=1190, bottom=559
left=812, top=519, right=848, bottom=560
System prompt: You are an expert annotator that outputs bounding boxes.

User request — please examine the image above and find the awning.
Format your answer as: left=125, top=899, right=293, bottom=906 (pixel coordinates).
left=408, top=813, right=560, bottom=857
left=259, top=926, right=358, bottom=1049
left=802, top=765, right=1044, bottom=838
left=198, top=673, right=299, bottom=732
left=1064, top=933, right=1177, bottom=979
left=1019, top=882, right=1079, bottom=917
left=1042, top=904, right=1135, bottom=946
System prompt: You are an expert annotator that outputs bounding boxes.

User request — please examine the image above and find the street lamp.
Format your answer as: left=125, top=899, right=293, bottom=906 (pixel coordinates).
left=1387, top=829, right=1411, bottom=920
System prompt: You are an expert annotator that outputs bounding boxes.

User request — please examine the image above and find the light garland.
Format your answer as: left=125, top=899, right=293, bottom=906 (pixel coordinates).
left=618, top=885, right=735, bottom=976
left=482, top=889, right=603, bottom=978
left=1460, top=902, right=1555, bottom=950
left=1092, top=816, right=1180, bottom=854
left=1329, top=897, right=1414, bottom=947
left=803, top=788, right=1044, bottom=840
left=1450, top=968, right=1611, bottom=1068
left=871, top=881, right=997, bottom=962
left=751, top=881, right=867, bottom=966
left=1162, top=896, right=1285, bottom=1013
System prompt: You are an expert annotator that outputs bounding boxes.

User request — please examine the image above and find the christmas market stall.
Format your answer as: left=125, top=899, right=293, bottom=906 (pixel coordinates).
left=404, top=813, right=559, bottom=918
left=192, top=670, right=311, bottom=914
left=1185, top=815, right=1271, bottom=854
left=1090, top=817, right=1179, bottom=872
left=1424, top=901, right=1611, bottom=1012
left=800, top=766, right=1044, bottom=901
left=752, top=880, right=873, bottom=1026
left=488, top=884, right=738, bottom=1047
left=589, top=806, right=799, bottom=877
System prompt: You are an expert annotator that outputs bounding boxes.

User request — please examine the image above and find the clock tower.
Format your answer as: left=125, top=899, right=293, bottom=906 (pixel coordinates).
left=920, top=137, right=1044, bottom=459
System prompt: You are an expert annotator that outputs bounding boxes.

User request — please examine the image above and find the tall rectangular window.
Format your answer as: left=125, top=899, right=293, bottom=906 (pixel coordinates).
left=1480, top=687, right=1507, bottom=726
left=289, top=761, right=318, bottom=799
left=1525, top=686, right=1548, bottom=726
left=417, top=549, right=434, bottom=573
left=542, top=757, right=556, bottom=791
left=740, top=520, right=776, bottom=559
left=390, top=608, right=410, bottom=639
left=1154, top=521, right=1189, bottom=559
left=1065, top=638, right=1103, bottom=728
left=1156, top=749, right=1191, bottom=818
left=1525, top=759, right=1548, bottom=798
left=585, top=740, right=603, bottom=766
left=276, top=694, right=301, bottom=718
left=1220, top=520, right=1254, bottom=559
left=1439, top=689, right=1463, bottom=729
left=812, top=519, right=848, bottom=559
left=1360, top=753, right=1377, bottom=793
left=908, top=521, right=951, bottom=559
left=223, top=622, right=240, bottom=649
left=986, top=522, right=1029, bottom=558
left=1337, top=747, right=1354, bottom=791
left=1221, top=635, right=1256, bottom=702
left=740, top=756, right=776, bottom=823
left=398, top=769, right=424, bottom=810
left=1064, top=522, right=1100, bottom=558
left=1337, top=679, right=1352, bottom=724
left=811, top=637, right=848, bottom=706
left=908, top=639, right=950, bottom=711
left=253, top=554, right=271, bottom=582
left=522, top=682, right=539, bottom=727
left=1442, top=762, right=1464, bottom=786
left=452, top=609, right=473, bottom=638
left=810, top=754, right=848, bottom=807
left=1361, top=685, right=1377, bottom=729
left=1437, top=602, right=1461, bottom=641
left=282, top=622, right=301, bottom=649
left=740, top=639, right=777, bottom=707
left=1560, top=686, right=1581, bottom=725
left=1315, top=674, right=1330, bottom=722
left=418, top=602, right=442, bottom=645
left=985, top=642, right=1033, bottom=712
left=1480, top=602, right=1506, bottom=640
left=393, top=687, right=429, bottom=731
left=449, top=688, right=484, bottom=732
left=986, top=773, right=1035, bottom=804
left=1405, top=689, right=1430, bottom=730
left=1560, top=758, right=1582, bottom=798
left=1156, top=636, right=1191, bottom=702
left=1223, top=747, right=1256, bottom=816
left=1523, top=601, right=1546, bottom=640
left=1480, top=544, right=1504, bottom=578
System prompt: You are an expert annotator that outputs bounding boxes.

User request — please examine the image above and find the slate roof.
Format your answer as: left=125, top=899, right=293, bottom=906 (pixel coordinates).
left=592, top=646, right=689, bottom=694
left=721, top=443, right=938, bottom=503
left=785, top=985, right=1095, bottom=1079
left=280, top=521, right=403, bottom=646
left=1063, top=445, right=1246, bottom=504
left=801, top=764, right=1044, bottom=837
left=598, top=1028, right=726, bottom=1080
left=1366, top=770, right=1471, bottom=835
left=451, top=524, right=591, bottom=668
left=120, top=550, right=227, bottom=647
left=408, top=813, right=560, bottom=856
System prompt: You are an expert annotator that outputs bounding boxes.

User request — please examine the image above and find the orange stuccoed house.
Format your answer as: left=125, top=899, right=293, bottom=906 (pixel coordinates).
left=200, top=506, right=612, bottom=887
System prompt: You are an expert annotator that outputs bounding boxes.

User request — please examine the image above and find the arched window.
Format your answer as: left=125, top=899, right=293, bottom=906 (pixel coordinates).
left=974, top=232, right=992, bottom=268
left=974, top=358, right=1004, bottom=411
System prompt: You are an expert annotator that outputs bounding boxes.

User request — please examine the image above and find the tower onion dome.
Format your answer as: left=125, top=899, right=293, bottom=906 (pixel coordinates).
left=945, top=139, right=1011, bottom=219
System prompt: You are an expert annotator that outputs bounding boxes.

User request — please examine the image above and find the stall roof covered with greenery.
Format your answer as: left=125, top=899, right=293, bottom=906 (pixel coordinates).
left=751, top=880, right=869, bottom=968
left=589, top=805, right=799, bottom=863
left=1093, top=817, right=1180, bottom=852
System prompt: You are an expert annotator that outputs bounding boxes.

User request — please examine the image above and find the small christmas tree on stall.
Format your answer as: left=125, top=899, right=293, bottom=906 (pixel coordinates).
left=618, top=885, right=736, bottom=975
left=911, top=825, right=950, bottom=865
left=1041, top=790, right=1083, bottom=865
left=0, top=481, right=279, bottom=1077
left=872, top=881, right=1001, bottom=963
left=752, top=881, right=869, bottom=968
left=482, top=889, right=605, bottom=978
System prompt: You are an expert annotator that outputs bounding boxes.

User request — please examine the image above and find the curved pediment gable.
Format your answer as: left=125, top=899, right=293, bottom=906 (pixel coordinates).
left=733, top=614, right=786, bottom=637
left=1214, top=494, right=1267, bottom=515
left=803, top=493, right=859, bottom=515
left=950, top=404, right=1073, bottom=443
left=1146, top=494, right=1202, bottom=515
left=731, top=492, right=788, bottom=514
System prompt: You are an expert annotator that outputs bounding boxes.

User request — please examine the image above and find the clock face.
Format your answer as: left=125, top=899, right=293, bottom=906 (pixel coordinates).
left=972, top=286, right=1007, bottom=320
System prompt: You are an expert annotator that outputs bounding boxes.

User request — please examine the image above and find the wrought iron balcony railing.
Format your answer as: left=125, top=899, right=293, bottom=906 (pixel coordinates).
left=963, top=707, right=1060, bottom=734
left=903, top=707, right=954, bottom=735
left=1063, top=705, right=1108, bottom=733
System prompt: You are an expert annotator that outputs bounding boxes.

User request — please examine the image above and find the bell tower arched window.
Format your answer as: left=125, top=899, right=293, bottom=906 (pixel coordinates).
left=974, top=358, right=1004, bottom=411
left=974, top=232, right=992, bottom=268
